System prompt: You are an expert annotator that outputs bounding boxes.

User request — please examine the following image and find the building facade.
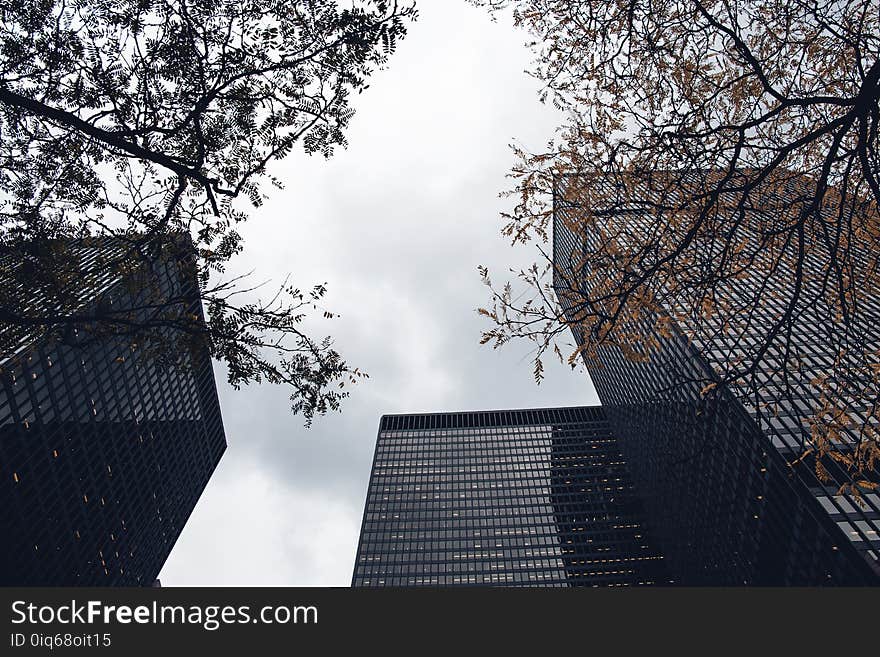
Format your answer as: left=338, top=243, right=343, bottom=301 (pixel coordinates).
left=553, top=173, right=880, bottom=584
left=352, top=406, right=670, bottom=587
left=0, top=239, right=226, bottom=585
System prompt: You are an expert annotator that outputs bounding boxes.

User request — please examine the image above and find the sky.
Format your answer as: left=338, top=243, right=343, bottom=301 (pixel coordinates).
left=159, top=0, right=599, bottom=586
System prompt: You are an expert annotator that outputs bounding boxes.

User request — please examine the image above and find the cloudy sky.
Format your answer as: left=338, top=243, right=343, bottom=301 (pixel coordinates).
left=160, top=0, right=599, bottom=586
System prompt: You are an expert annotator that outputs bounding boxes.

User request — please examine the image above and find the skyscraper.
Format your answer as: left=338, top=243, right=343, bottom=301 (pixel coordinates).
left=352, top=406, right=670, bottom=587
left=0, top=237, right=226, bottom=585
left=553, top=173, right=880, bottom=584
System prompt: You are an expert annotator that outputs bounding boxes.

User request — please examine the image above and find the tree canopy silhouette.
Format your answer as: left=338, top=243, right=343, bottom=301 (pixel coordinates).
left=0, top=0, right=416, bottom=424
left=472, top=0, right=880, bottom=493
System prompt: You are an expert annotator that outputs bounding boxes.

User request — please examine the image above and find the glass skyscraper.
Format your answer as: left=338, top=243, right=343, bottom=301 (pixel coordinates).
left=352, top=406, right=670, bottom=587
left=1, top=238, right=226, bottom=585
left=553, top=173, right=880, bottom=584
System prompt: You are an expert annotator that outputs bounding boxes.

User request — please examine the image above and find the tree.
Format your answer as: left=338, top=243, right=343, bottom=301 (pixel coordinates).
left=0, top=0, right=416, bottom=424
left=471, top=1, right=880, bottom=493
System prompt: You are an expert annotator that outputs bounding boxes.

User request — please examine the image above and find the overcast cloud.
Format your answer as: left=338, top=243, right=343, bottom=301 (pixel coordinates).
left=159, top=0, right=599, bottom=587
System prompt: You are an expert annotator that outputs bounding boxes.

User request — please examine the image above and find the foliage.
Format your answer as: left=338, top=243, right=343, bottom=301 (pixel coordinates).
left=472, top=0, right=880, bottom=492
left=0, top=0, right=415, bottom=424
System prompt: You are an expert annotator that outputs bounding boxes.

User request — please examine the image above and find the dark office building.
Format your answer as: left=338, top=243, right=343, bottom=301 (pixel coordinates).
left=553, top=173, right=880, bottom=585
left=352, top=406, right=670, bottom=587
left=0, top=238, right=227, bottom=585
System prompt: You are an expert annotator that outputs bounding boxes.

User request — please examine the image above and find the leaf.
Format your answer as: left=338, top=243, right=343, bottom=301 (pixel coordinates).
left=533, top=357, right=544, bottom=384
